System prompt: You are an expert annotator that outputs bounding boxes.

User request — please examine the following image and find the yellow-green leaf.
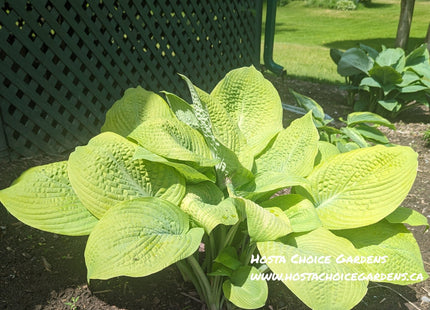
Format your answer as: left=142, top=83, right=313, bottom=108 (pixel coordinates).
left=0, top=161, right=97, bottom=236
left=211, top=66, right=283, bottom=156
left=257, top=228, right=368, bottom=310
left=255, top=112, right=319, bottom=178
left=101, top=86, right=173, bottom=136
left=302, top=145, right=418, bottom=229
left=68, top=132, right=185, bottom=218
left=180, top=182, right=238, bottom=233
left=223, top=266, right=268, bottom=309
left=334, top=220, right=429, bottom=284
left=128, top=118, right=218, bottom=167
left=242, top=198, right=292, bottom=242
left=85, top=197, right=203, bottom=280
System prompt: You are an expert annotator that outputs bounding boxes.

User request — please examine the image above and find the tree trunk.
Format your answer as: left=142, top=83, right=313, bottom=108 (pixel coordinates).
left=395, top=0, right=415, bottom=50
left=426, top=23, right=430, bottom=53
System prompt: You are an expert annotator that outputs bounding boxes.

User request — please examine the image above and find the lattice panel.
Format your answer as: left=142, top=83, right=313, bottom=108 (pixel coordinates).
left=0, top=0, right=262, bottom=159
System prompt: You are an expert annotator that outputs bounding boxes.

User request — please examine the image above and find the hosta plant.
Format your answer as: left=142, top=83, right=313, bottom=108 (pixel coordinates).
left=0, top=66, right=428, bottom=310
left=331, top=44, right=430, bottom=118
left=290, top=90, right=396, bottom=152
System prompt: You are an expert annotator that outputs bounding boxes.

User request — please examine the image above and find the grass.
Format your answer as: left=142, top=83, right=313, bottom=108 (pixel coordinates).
left=265, top=0, right=430, bottom=83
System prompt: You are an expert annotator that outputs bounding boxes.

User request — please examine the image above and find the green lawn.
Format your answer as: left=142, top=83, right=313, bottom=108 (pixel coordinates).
left=267, top=0, right=430, bottom=83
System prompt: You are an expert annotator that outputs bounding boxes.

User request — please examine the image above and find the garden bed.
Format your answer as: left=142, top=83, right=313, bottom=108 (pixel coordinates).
left=0, top=76, right=429, bottom=310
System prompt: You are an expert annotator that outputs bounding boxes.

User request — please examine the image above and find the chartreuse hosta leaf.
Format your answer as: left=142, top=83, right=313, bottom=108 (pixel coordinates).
left=385, top=206, right=429, bottom=229
left=133, top=146, right=215, bottom=183
left=238, top=173, right=310, bottom=203
left=255, top=112, right=319, bottom=177
left=314, top=141, right=339, bottom=166
left=242, top=112, right=317, bottom=200
left=211, top=66, right=283, bottom=156
left=222, top=266, right=268, bottom=309
left=163, top=91, right=199, bottom=129
left=0, top=161, right=97, bottom=236
left=85, top=197, right=204, bottom=280
left=258, top=228, right=369, bottom=310
left=192, top=84, right=254, bottom=171
left=261, top=194, right=322, bottom=233
left=240, top=198, right=292, bottom=242
left=68, top=132, right=185, bottom=218
left=300, top=145, right=418, bottom=229
left=128, top=117, right=218, bottom=167
left=101, top=86, right=173, bottom=137
left=180, top=182, right=238, bottom=233
left=179, top=74, right=256, bottom=189
left=334, top=220, right=429, bottom=284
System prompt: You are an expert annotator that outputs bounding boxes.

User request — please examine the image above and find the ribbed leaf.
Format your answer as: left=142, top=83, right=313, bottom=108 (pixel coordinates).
left=239, top=173, right=310, bottom=202
left=163, top=91, right=199, bottom=129
left=258, top=228, right=368, bottom=310
left=133, top=146, right=215, bottom=183
left=261, top=194, right=322, bottom=233
left=101, top=86, right=173, bottom=136
left=180, top=182, right=238, bottom=233
left=195, top=86, right=254, bottom=170
left=211, top=66, right=283, bottom=156
left=255, top=112, right=319, bottom=177
left=301, top=145, right=417, bottom=229
left=223, top=266, right=268, bottom=309
left=314, top=141, right=339, bottom=166
left=85, top=197, right=204, bottom=280
left=68, top=132, right=185, bottom=218
left=128, top=118, right=218, bottom=167
left=0, top=161, right=97, bottom=236
left=180, top=75, right=255, bottom=188
left=334, top=220, right=429, bottom=284
left=242, top=198, right=292, bottom=242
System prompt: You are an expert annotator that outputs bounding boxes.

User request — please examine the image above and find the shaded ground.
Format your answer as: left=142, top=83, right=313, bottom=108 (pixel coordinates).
left=1, top=75, right=429, bottom=310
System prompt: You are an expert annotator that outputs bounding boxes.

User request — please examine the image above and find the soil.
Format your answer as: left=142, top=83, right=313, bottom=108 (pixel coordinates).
left=1, top=75, right=429, bottom=310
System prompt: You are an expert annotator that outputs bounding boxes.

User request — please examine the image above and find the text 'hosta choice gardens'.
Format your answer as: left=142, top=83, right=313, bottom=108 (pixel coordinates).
left=0, top=66, right=428, bottom=310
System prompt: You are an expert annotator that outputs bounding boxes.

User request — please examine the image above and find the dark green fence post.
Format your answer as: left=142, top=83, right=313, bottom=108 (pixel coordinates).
left=264, top=0, right=285, bottom=75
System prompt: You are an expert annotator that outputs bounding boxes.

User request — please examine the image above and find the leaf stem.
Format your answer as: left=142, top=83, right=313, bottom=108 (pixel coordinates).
left=187, top=255, right=217, bottom=309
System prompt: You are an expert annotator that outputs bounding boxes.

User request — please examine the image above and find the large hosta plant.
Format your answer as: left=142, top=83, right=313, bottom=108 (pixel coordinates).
left=0, top=66, right=428, bottom=310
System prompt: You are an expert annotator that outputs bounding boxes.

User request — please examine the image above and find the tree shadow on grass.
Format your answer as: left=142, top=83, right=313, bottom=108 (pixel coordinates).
left=360, top=2, right=395, bottom=9
left=323, top=37, right=427, bottom=51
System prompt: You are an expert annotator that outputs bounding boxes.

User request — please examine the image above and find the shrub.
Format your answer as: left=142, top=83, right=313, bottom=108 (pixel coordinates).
left=0, top=66, right=428, bottom=309
left=330, top=44, right=430, bottom=118
left=336, top=0, right=357, bottom=10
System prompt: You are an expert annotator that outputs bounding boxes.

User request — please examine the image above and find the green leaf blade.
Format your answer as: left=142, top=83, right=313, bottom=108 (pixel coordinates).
left=180, top=182, right=238, bottom=234
left=128, top=118, right=218, bottom=167
left=334, top=220, right=429, bottom=284
left=68, top=132, right=185, bottom=218
left=257, top=228, right=368, bottom=310
left=101, top=86, right=173, bottom=137
left=211, top=66, right=283, bottom=156
left=223, top=266, right=268, bottom=309
left=242, top=198, right=292, bottom=242
left=85, top=197, right=204, bottom=280
left=0, top=161, right=98, bottom=236
left=304, top=145, right=418, bottom=229
left=255, top=112, right=319, bottom=178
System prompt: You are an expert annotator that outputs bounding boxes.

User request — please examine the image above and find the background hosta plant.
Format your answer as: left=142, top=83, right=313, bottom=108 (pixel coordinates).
left=0, top=66, right=428, bottom=310
left=331, top=44, right=430, bottom=118
left=290, top=90, right=395, bottom=152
